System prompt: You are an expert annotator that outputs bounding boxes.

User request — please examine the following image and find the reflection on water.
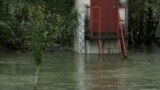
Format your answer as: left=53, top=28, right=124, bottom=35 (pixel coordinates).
left=76, top=55, right=88, bottom=90
left=0, top=51, right=160, bottom=90
left=82, top=54, right=128, bottom=90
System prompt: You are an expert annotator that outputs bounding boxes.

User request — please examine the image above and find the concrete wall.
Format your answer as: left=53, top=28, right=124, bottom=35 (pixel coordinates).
left=86, top=40, right=120, bottom=54
left=74, top=0, right=90, bottom=54
left=75, top=0, right=90, bottom=13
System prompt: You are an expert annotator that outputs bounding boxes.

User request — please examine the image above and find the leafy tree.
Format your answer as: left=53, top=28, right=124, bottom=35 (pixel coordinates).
left=129, top=0, right=160, bottom=48
left=0, top=0, right=77, bottom=89
left=0, top=0, right=77, bottom=50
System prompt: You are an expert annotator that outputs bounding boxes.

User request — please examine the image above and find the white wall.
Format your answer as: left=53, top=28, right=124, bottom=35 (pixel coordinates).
left=119, top=8, right=126, bottom=23
left=74, top=0, right=90, bottom=54
left=120, top=0, right=127, bottom=3
left=75, top=0, right=90, bottom=13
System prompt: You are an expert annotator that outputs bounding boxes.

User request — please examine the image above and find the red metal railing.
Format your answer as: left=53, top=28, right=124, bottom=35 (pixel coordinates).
left=90, top=2, right=127, bottom=57
left=116, top=7, right=127, bottom=58
left=90, top=6, right=104, bottom=55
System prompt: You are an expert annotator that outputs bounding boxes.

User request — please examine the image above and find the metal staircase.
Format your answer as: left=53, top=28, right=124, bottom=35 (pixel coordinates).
left=88, top=0, right=127, bottom=57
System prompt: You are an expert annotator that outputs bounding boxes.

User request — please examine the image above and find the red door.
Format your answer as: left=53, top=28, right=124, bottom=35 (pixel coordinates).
left=91, top=0, right=118, bottom=34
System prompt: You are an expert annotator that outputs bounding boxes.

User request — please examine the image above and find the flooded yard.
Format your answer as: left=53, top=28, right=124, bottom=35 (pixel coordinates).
left=0, top=51, right=160, bottom=90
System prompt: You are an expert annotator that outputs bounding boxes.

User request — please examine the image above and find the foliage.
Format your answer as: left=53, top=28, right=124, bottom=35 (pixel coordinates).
left=0, top=0, right=77, bottom=50
left=129, top=0, right=160, bottom=48
left=0, top=1, right=77, bottom=88
left=27, top=5, right=47, bottom=65
left=0, top=0, right=29, bottom=50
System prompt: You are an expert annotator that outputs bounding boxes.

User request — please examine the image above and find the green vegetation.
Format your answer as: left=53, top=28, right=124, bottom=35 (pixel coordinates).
left=1, top=0, right=160, bottom=50
left=129, top=0, right=160, bottom=48
left=0, top=0, right=77, bottom=89
left=0, top=0, right=77, bottom=50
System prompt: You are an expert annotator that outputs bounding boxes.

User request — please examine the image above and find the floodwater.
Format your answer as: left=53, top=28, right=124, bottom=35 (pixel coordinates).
left=0, top=51, right=160, bottom=90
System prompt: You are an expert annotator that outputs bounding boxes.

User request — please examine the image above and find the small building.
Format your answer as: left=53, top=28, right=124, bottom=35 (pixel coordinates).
left=74, top=0, right=128, bottom=56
